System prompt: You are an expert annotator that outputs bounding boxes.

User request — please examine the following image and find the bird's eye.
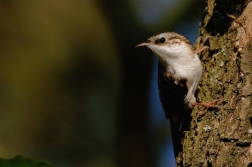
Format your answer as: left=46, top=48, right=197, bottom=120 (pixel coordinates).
left=147, top=39, right=150, bottom=43
left=159, top=37, right=165, bottom=43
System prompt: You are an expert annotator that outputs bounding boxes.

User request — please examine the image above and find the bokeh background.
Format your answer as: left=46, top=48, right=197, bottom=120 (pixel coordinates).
left=0, top=0, right=204, bottom=166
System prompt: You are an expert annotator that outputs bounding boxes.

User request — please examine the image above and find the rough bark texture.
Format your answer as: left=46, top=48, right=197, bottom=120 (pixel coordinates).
left=179, top=0, right=252, bottom=166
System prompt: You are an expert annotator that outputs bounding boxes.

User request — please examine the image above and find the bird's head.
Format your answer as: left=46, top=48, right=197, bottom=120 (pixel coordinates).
left=136, top=32, right=195, bottom=64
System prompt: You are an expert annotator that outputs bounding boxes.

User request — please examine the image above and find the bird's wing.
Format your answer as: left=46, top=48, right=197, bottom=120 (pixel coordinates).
left=158, top=61, right=188, bottom=119
left=157, top=61, right=189, bottom=156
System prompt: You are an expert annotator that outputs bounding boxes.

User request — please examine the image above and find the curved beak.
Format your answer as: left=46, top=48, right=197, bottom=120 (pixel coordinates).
left=135, top=42, right=150, bottom=47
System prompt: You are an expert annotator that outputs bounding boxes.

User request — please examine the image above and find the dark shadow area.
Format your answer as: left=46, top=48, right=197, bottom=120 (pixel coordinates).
left=206, top=0, right=246, bottom=35
left=0, top=0, right=206, bottom=166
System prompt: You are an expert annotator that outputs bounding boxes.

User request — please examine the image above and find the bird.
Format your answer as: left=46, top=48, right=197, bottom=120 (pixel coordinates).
left=136, top=32, right=209, bottom=157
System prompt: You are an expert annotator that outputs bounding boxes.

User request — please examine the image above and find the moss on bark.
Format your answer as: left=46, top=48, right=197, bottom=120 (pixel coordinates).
left=178, top=1, right=252, bottom=166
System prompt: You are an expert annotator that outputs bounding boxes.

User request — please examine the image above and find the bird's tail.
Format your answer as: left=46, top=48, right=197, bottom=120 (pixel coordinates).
left=170, top=114, right=183, bottom=157
left=170, top=108, right=192, bottom=158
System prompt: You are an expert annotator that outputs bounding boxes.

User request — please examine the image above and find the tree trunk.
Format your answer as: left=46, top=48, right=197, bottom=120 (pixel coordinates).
left=179, top=0, right=252, bottom=166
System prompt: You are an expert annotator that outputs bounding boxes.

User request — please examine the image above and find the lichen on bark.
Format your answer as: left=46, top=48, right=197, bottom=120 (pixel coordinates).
left=178, top=1, right=252, bottom=166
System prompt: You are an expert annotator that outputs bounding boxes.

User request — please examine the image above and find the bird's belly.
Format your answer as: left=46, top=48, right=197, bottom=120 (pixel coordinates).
left=167, top=65, right=191, bottom=80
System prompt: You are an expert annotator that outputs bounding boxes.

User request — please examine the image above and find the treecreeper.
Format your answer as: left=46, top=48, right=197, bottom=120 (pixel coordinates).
left=136, top=32, right=216, bottom=158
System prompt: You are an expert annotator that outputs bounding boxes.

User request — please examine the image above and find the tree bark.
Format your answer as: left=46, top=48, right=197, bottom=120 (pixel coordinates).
left=178, top=0, right=252, bottom=166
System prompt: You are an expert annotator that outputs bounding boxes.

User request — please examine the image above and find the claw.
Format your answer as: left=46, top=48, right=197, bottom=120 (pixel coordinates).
left=192, top=99, right=220, bottom=109
left=195, top=36, right=211, bottom=54
left=194, top=99, right=220, bottom=121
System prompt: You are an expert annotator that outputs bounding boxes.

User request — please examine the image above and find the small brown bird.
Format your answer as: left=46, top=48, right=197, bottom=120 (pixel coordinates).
left=136, top=32, right=209, bottom=156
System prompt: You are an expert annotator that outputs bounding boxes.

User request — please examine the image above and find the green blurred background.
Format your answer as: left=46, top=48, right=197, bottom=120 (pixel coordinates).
left=0, top=0, right=204, bottom=166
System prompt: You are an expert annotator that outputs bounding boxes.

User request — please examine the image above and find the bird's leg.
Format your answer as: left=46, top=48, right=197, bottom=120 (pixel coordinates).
left=195, top=36, right=210, bottom=54
left=193, top=100, right=220, bottom=121
left=192, top=99, right=220, bottom=108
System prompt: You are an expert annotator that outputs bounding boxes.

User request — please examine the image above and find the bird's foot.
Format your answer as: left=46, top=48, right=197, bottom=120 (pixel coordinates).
left=195, top=36, right=210, bottom=54
left=192, top=99, right=220, bottom=108
left=192, top=99, right=220, bottom=118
